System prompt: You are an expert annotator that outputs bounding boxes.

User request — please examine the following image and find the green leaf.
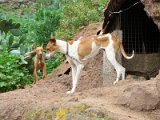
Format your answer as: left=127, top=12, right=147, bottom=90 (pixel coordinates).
left=0, top=20, right=9, bottom=33
left=6, top=62, right=11, bottom=66
left=19, top=35, right=26, bottom=44
left=19, top=73, right=24, bottom=77
left=10, top=29, right=22, bottom=36
left=0, top=82, right=7, bottom=87
left=20, top=55, right=28, bottom=64
left=0, top=73, right=6, bottom=79
left=6, top=76, right=12, bottom=80
left=14, top=23, right=20, bottom=29
left=11, top=43, right=19, bottom=48
left=8, top=19, right=12, bottom=24
left=0, top=65, right=4, bottom=69
left=20, top=45, right=27, bottom=55
left=0, top=45, right=3, bottom=51
left=8, top=35, right=14, bottom=47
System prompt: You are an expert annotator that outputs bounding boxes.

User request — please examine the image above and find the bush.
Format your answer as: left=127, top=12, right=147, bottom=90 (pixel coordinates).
left=0, top=52, right=33, bottom=92
left=46, top=53, right=65, bottom=73
left=55, top=0, right=107, bottom=39
left=34, top=2, right=61, bottom=46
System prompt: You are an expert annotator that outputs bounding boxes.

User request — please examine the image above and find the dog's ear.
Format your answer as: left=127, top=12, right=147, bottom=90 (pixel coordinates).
left=33, top=44, right=37, bottom=50
left=41, top=43, right=43, bottom=48
left=50, top=37, right=56, bottom=44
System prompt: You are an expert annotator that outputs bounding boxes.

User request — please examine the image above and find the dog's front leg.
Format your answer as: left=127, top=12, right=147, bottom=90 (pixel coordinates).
left=71, top=64, right=76, bottom=81
left=42, top=63, right=46, bottom=80
left=67, top=64, right=84, bottom=94
left=33, top=68, right=38, bottom=84
left=67, top=64, right=76, bottom=94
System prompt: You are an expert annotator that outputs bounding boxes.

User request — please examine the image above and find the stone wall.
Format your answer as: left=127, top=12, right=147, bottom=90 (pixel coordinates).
left=123, top=53, right=160, bottom=77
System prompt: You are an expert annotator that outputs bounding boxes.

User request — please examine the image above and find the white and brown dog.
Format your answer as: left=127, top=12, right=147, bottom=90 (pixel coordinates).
left=46, top=33, right=134, bottom=94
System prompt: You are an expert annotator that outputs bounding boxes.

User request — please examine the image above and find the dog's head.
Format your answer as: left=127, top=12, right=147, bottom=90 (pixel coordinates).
left=35, top=45, right=44, bottom=60
left=45, top=37, right=58, bottom=59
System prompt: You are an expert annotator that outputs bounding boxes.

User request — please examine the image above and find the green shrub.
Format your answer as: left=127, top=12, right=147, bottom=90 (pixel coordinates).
left=34, top=2, right=61, bottom=46
left=55, top=0, right=107, bottom=39
left=46, top=53, right=65, bottom=73
left=0, top=52, right=33, bottom=92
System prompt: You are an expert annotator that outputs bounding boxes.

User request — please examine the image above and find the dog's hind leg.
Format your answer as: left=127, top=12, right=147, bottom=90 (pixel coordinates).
left=113, top=67, right=125, bottom=85
left=67, top=63, right=84, bottom=94
left=105, top=49, right=125, bottom=85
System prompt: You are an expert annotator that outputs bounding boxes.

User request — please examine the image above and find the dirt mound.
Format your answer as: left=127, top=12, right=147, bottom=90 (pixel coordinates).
left=156, top=70, right=160, bottom=94
left=73, top=22, right=102, bottom=40
left=117, top=80, right=160, bottom=111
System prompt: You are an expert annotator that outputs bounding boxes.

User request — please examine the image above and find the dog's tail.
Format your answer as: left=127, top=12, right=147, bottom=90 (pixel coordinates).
left=120, top=42, right=134, bottom=59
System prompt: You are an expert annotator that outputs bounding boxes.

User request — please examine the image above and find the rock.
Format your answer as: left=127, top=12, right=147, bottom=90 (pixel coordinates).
left=150, top=110, right=160, bottom=120
left=117, top=80, right=160, bottom=111
left=156, top=71, right=160, bottom=95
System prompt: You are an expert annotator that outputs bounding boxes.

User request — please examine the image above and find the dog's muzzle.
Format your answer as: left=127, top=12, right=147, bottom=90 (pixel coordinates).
left=38, top=54, right=42, bottom=59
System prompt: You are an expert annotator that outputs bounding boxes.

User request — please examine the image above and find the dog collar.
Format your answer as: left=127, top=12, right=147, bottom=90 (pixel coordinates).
left=66, top=42, right=69, bottom=55
left=65, top=42, right=83, bottom=64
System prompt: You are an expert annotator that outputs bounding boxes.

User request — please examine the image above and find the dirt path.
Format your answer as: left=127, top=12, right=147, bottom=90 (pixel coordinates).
left=0, top=68, right=159, bottom=120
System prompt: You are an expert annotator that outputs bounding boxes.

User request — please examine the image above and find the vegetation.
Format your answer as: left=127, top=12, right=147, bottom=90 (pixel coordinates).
left=0, top=52, right=32, bottom=92
left=0, top=0, right=108, bottom=92
left=55, top=0, right=107, bottom=39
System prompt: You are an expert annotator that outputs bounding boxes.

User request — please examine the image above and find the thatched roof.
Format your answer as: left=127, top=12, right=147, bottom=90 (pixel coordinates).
left=103, top=0, right=160, bottom=32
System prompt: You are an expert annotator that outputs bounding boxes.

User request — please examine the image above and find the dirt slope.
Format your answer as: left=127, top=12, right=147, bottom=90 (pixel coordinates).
left=0, top=73, right=160, bottom=120
left=0, top=22, right=160, bottom=120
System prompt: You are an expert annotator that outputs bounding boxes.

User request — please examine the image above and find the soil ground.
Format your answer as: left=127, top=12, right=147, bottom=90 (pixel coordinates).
left=0, top=72, right=160, bottom=120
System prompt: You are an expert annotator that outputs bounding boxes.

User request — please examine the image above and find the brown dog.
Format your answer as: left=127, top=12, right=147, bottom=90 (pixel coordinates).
left=33, top=45, right=46, bottom=84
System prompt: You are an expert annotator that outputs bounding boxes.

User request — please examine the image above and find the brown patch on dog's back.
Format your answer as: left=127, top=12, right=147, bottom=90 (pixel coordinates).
left=78, top=36, right=95, bottom=60
left=95, top=35, right=109, bottom=47
left=78, top=35, right=111, bottom=60
left=111, top=35, right=121, bottom=53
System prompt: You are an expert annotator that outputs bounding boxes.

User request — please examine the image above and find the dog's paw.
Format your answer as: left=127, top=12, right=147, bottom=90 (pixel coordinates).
left=66, top=90, right=74, bottom=94
left=113, top=81, right=117, bottom=85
